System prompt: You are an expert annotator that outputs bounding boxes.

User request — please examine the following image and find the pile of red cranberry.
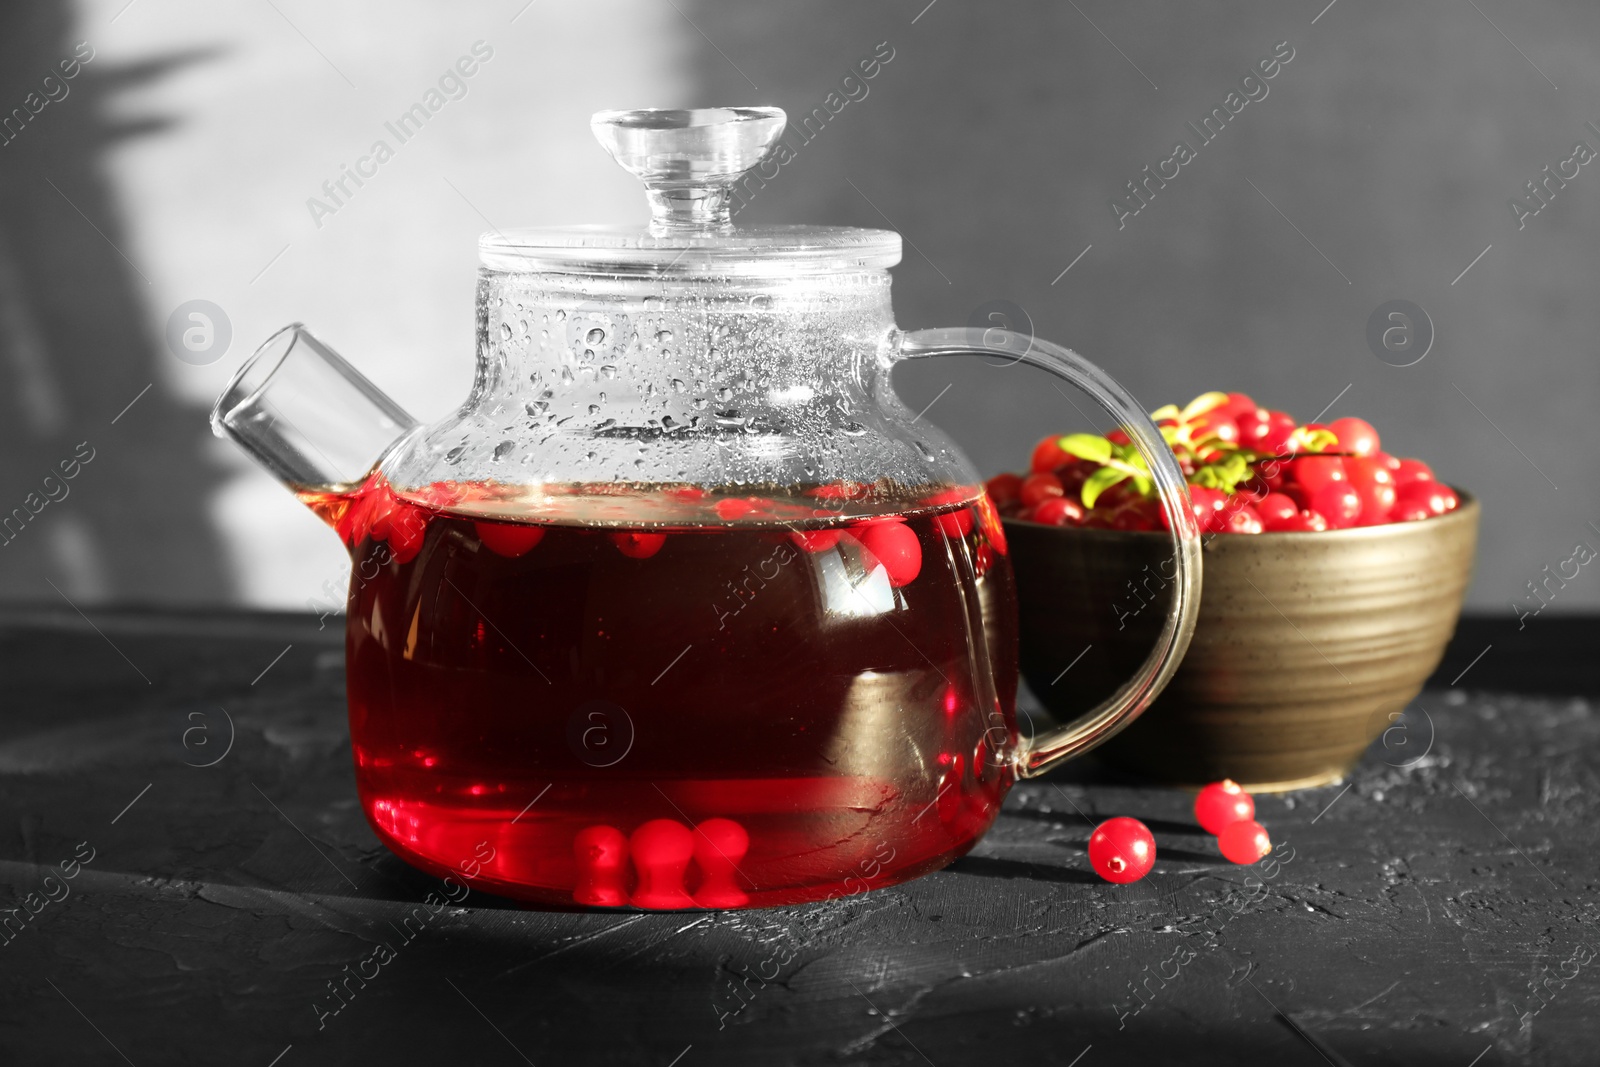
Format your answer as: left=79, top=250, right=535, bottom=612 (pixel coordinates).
left=986, top=391, right=1461, bottom=533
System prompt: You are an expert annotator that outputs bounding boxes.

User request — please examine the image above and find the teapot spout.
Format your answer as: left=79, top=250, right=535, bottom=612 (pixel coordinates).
left=211, top=324, right=418, bottom=525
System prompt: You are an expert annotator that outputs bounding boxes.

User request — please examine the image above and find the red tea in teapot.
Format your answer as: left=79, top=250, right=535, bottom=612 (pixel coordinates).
left=301, top=477, right=1017, bottom=908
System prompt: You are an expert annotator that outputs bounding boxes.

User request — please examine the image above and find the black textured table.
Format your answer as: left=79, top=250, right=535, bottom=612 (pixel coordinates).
left=0, top=606, right=1594, bottom=1066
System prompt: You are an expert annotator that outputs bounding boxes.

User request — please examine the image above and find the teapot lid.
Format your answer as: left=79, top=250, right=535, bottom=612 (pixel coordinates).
left=478, top=107, right=902, bottom=277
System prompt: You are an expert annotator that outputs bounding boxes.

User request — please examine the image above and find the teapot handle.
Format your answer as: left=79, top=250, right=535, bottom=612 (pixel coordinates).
left=896, top=327, right=1202, bottom=778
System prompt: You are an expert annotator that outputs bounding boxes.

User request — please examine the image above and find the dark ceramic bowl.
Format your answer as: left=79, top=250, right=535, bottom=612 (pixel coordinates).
left=1006, top=493, right=1479, bottom=791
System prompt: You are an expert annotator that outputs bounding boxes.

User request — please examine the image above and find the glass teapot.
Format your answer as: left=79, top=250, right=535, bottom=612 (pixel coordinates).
left=213, top=107, right=1200, bottom=909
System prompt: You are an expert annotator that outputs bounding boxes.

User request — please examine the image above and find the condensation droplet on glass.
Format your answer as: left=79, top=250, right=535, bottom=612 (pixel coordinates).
left=583, top=348, right=595, bottom=360
left=716, top=387, right=733, bottom=401
left=661, top=415, right=678, bottom=429
left=915, top=440, right=936, bottom=458
left=493, top=440, right=514, bottom=459
left=560, top=366, right=574, bottom=383
left=842, top=422, right=867, bottom=436
left=586, top=327, right=605, bottom=345
left=600, top=365, right=617, bottom=379
left=670, top=379, right=685, bottom=394
left=655, top=329, right=673, bottom=344
left=554, top=309, right=566, bottom=322
left=588, top=404, right=600, bottom=415
left=498, top=323, right=512, bottom=341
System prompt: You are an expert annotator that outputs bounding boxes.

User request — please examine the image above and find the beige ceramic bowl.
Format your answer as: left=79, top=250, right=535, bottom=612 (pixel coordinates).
left=1005, top=494, right=1479, bottom=791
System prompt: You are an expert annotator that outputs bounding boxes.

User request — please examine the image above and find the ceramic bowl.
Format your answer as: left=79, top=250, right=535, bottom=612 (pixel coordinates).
left=1005, top=493, right=1479, bottom=791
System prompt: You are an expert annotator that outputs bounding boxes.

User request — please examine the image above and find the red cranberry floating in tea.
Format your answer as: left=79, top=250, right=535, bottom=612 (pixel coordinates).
left=691, top=818, right=750, bottom=909
left=715, top=497, right=776, bottom=521
left=572, top=825, right=629, bottom=907
left=1218, top=819, right=1272, bottom=865
left=384, top=507, right=429, bottom=563
left=475, top=520, right=546, bottom=558
left=922, top=489, right=977, bottom=537
left=629, top=819, right=696, bottom=910
left=791, top=528, right=844, bottom=553
left=1088, top=817, right=1156, bottom=884
left=856, top=518, right=922, bottom=588
left=610, top=531, right=667, bottom=559
left=1194, top=779, right=1255, bottom=836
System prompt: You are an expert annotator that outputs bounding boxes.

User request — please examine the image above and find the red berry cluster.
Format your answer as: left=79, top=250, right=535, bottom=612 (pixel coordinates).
left=986, top=391, right=1461, bottom=533
left=1086, top=779, right=1272, bottom=884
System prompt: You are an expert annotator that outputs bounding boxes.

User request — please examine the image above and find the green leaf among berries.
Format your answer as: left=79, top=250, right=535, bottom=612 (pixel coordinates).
left=1056, top=433, right=1114, bottom=465
left=1180, top=391, right=1229, bottom=420
left=1188, top=450, right=1255, bottom=495
left=1288, top=426, right=1338, bottom=453
left=1079, top=465, right=1130, bottom=509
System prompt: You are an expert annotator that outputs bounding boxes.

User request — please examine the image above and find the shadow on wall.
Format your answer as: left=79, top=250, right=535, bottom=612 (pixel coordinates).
left=680, top=0, right=1600, bottom=615
left=0, top=3, right=230, bottom=604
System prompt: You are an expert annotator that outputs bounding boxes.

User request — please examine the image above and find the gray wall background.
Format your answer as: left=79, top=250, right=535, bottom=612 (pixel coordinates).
left=1, top=0, right=1596, bottom=616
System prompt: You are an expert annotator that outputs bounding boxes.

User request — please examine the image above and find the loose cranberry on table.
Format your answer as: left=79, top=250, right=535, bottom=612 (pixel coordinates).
left=1194, top=779, right=1255, bottom=835
left=1088, top=817, right=1157, bottom=884
left=1218, top=820, right=1273, bottom=865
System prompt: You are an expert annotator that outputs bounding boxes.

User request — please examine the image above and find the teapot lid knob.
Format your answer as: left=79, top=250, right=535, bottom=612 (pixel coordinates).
left=591, top=107, right=786, bottom=237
